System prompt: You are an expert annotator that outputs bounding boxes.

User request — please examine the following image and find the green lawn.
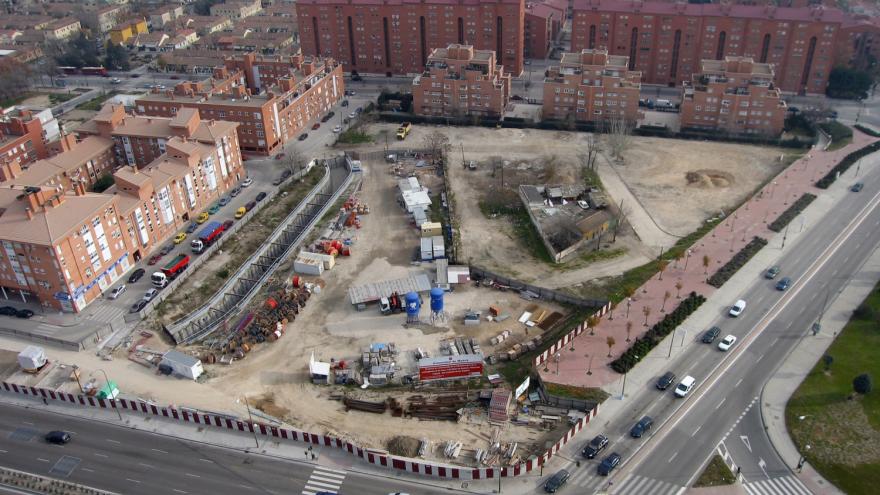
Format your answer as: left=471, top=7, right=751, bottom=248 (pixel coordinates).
left=786, top=282, right=880, bottom=495
left=76, top=91, right=119, bottom=111
left=694, top=455, right=736, bottom=487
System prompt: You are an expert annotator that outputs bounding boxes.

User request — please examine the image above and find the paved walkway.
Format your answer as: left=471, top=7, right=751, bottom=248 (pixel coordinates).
left=540, top=128, right=879, bottom=389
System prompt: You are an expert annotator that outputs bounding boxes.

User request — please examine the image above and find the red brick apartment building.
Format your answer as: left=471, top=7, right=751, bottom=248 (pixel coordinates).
left=296, top=0, right=526, bottom=76
left=680, top=56, right=787, bottom=136
left=412, top=44, right=512, bottom=118
left=525, top=0, right=567, bottom=59
left=571, top=0, right=844, bottom=95
left=0, top=109, right=51, bottom=172
left=136, top=53, right=344, bottom=155
left=543, top=49, right=643, bottom=123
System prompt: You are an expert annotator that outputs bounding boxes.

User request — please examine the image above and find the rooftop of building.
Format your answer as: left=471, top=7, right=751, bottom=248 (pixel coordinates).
left=700, top=57, right=774, bottom=77
left=78, top=105, right=238, bottom=142
left=559, top=49, right=629, bottom=69
left=8, top=136, right=114, bottom=187
left=0, top=185, right=116, bottom=245
left=571, top=0, right=846, bottom=23
left=297, top=0, right=523, bottom=5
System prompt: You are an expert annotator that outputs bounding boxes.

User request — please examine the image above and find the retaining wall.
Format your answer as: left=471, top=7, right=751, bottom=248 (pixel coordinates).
left=533, top=302, right=612, bottom=368
left=1, top=381, right=598, bottom=481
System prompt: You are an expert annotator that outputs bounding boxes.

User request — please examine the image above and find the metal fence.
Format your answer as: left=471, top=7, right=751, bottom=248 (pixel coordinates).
left=0, top=327, right=86, bottom=351
left=349, top=148, right=432, bottom=162
left=165, top=156, right=355, bottom=344
left=468, top=266, right=607, bottom=309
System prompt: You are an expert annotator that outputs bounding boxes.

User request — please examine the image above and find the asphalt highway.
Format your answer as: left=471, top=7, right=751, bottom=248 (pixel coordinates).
left=552, top=157, right=880, bottom=495
left=0, top=402, right=445, bottom=495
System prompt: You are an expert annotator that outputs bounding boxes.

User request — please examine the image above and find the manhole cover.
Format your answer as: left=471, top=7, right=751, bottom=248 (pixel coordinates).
left=8, top=427, right=39, bottom=442
left=49, top=456, right=81, bottom=478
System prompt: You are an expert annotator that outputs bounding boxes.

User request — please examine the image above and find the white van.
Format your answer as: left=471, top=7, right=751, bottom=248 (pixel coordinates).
left=674, top=375, right=696, bottom=397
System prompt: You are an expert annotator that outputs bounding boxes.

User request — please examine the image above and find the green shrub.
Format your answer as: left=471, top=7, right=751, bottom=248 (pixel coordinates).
left=707, top=237, right=768, bottom=288
left=817, top=141, right=880, bottom=188
left=853, top=303, right=875, bottom=321
left=818, top=121, right=853, bottom=143
left=855, top=124, right=880, bottom=138
left=853, top=373, right=873, bottom=395
left=768, top=194, right=816, bottom=232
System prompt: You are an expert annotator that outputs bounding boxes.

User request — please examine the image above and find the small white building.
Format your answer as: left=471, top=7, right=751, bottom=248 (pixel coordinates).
left=160, top=350, right=203, bottom=380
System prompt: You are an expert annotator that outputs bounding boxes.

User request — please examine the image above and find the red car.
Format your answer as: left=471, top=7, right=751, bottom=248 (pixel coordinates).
left=147, top=255, right=162, bottom=265
left=311, top=123, right=320, bottom=130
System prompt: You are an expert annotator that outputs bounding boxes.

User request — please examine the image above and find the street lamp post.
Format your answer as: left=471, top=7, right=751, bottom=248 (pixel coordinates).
left=683, top=249, right=692, bottom=271
left=620, top=356, right=637, bottom=399
left=554, top=352, right=561, bottom=375
left=96, top=369, right=122, bottom=421
left=586, top=354, right=593, bottom=375
left=243, top=395, right=260, bottom=448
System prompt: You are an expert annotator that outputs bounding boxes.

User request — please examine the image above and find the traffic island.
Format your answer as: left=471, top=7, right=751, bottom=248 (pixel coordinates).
left=694, top=454, right=737, bottom=488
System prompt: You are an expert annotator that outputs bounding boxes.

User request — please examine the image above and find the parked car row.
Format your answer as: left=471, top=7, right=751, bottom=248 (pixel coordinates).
left=0, top=306, right=34, bottom=319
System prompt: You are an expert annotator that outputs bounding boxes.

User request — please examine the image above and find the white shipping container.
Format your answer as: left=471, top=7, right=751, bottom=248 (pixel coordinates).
left=294, top=256, right=324, bottom=276
left=432, top=235, right=445, bottom=258
left=420, top=237, right=433, bottom=261
left=17, top=346, right=47, bottom=371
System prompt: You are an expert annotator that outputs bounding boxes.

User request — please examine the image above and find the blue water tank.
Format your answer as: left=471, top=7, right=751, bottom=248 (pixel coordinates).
left=405, top=292, right=421, bottom=322
left=430, top=287, right=444, bottom=313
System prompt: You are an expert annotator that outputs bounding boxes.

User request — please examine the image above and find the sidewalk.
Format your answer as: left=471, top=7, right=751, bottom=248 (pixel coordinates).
left=759, top=242, right=880, bottom=495
left=0, top=391, right=495, bottom=495
left=540, top=128, right=880, bottom=389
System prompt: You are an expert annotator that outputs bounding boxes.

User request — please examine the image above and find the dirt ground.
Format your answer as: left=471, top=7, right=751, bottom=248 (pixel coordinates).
left=346, top=124, right=791, bottom=286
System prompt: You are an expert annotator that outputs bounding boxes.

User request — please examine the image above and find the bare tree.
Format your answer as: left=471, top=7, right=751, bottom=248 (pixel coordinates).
left=280, top=146, right=308, bottom=178
left=577, top=134, right=601, bottom=175
left=606, top=336, right=616, bottom=357
left=605, top=115, right=633, bottom=162
left=422, top=130, right=451, bottom=164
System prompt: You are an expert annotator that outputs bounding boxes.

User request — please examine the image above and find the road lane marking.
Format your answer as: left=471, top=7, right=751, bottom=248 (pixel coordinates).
left=735, top=378, right=743, bottom=388
left=199, top=458, right=213, bottom=463
left=126, top=479, right=140, bottom=483
left=691, top=425, right=702, bottom=437
left=94, top=453, right=108, bottom=458
left=668, top=452, right=679, bottom=463
left=0, top=449, right=7, bottom=453
left=22, top=422, right=33, bottom=426
left=173, top=490, right=187, bottom=494
left=37, top=458, right=49, bottom=462
left=716, top=398, right=726, bottom=410
left=138, top=463, right=153, bottom=468
left=185, top=473, right=200, bottom=478
left=755, top=354, right=764, bottom=363
left=151, top=449, right=168, bottom=454
left=81, top=468, right=94, bottom=473
left=106, top=439, right=120, bottom=444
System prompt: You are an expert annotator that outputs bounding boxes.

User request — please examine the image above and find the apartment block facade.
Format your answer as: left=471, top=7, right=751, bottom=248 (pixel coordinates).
left=542, top=49, right=643, bottom=123
left=571, top=0, right=843, bottom=95
left=136, top=53, right=344, bottom=155
left=524, top=0, right=566, bottom=59
left=296, top=0, right=526, bottom=76
left=412, top=44, right=511, bottom=118
left=680, top=57, right=786, bottom=136
left=0, top=108, right=60, bottom=173
left=3, top=135, right=116, bottom=191
left=210, top=0, right=264, bottom=19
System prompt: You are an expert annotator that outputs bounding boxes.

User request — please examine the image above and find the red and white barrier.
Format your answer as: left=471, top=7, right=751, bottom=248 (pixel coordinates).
left=534, top=302, right=611, bottom=367
left=1, top=381, right=598, bottom=480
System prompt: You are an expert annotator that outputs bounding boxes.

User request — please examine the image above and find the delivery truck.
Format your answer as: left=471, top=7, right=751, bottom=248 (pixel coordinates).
left=191, top=221, right=225, bottom=254
left=151, top=254, right=190, bottom=287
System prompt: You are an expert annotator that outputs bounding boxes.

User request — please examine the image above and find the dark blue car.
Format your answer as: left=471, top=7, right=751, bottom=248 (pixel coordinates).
left=776, top=277, right=791, bottom=291
left=630, top=416, right=654, bottom=438
left=597, top=452, right=621, bottom=476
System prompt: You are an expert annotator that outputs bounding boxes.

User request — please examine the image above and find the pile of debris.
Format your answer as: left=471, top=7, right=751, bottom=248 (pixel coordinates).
left=408, top=393, right=469, bottom=421
left=441, top=338, right=482, bottom=356
left=475, top=430, right=521, bottom=466
left=343, top=396, right=387, bottom=414
left=387, top=435, right=420, bottom=457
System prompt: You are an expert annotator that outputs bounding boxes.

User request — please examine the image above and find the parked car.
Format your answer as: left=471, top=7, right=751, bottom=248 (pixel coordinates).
left=312, top=122, right=321, bottom=130
left=597, top=453, right=621, bottom=476
left=128, top=268, right=145, bottom=283
left=45, top=431, right=71, bottom=444
left=298, top=133, right=308, bottom=141
left=208, top=204, right=221, bottom=215
left=109, top=285, right=127, bottom=300
left=218, top=196, right=231, bottom=206
left=348, top=112, right=357, bottom=119
left=729, top=299, right=746, bottom=317
left=0, top=306, right=17, bottom=316
left=147, top=255, right=162, bottom=265
left=272, top=176, right=284, bottom=186
left=765, top=266, right=780, bottom=279
left=196, top=212, right=210, bottom=224
left=241, top=177, right=253, bottom=187
left=776, top=277, right=792, bottom=291
left=851, top=182, right=864, bottom=192
left=543, top=469, right=570, bottom=493
left=245, top=200, right=257, bottom=211
left=15, top=309, right=34, bottom=319
left=160, top=243, right=175, bottom=255
left=129, top=299, right=147, bottom=313
left=674, top=375, right=696, bottom=397
left=656, top=371, right=677, bottom=390
left=355, top=107, right=363, bottom=114
left=230, top=186, right=242, bottom=197
left=341, top=100, right=349, bottom=107
left=718, top=335, right=737, bottom=351
left=235, top=207, right=246, bottom=219
left=222, top=220, right=234, bottom=230
left=256, top=191, right=267, bottom=202
left=333, top=125, right=343, bottom=133
left=173, top=233, right=187, bottom=244
left=186, top=222, right=199, bottom=234
left=143, top=288, right=159, bottom=302
left=701, top=326, right=721, bottom=343
left=630, top=416, right=653, bottom=438
left=281, top=169, right=292, bottom=180
left=581, top=434, right=609, bottom=459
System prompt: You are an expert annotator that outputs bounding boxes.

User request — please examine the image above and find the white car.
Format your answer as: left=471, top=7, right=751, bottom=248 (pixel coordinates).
left=108, top=284, right=126, bottom=299
left=718, top=335, right=737, bottom=351
left=241, top=177, right=253, bottom=187
left=348, top=112, right=357, bottom=119
left=729, top=299, right=746, bottom=317
left=577, top=200, right=590, bottom=210
left=333, top=125, right=343, bottom=133
left=674, top=375, right=696, bottom=397
left=142, top=288, right=159, bottom=302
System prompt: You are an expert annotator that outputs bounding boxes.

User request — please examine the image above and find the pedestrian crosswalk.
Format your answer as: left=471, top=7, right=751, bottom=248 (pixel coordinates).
left=565, top=469, right=685, bottom=495
left=301, top=465, right=347, bottom=495
left=744, top=475, right=811, bottom=495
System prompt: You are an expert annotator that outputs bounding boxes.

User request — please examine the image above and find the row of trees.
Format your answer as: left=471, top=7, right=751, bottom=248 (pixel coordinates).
left=0, top=59, right=34, bottom=104
left=52, top=33, right=130, bottom=71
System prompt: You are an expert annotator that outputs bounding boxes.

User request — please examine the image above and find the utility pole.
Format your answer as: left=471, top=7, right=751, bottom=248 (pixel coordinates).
left=781, top=223, right=790, bottom=249
left=243, top=395, right=260, bottom=448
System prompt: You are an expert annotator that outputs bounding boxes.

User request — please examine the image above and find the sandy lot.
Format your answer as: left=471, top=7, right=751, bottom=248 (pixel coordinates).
left=349, top=124, right=792, bottom=286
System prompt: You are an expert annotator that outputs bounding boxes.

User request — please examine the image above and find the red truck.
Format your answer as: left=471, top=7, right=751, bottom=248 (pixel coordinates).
left=151, top=254, right=189, bottom=287
left=191, top=221, right=224, bottom=254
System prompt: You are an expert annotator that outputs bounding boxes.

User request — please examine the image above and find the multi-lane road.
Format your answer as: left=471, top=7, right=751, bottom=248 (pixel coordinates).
left=0, top=401, right=448, bottom=495
left=550, top=157, right=880, bottom=494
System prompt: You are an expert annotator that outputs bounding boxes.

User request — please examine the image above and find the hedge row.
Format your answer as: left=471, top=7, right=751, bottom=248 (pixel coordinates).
left=610, top=292, right=706, bottom=373
left=818, top=121, right=853, bottom=143
left=707, top=237, right=769, bottom=288
left=816, top=140, right=880, bottom=188
left=855, top=124, right=880, bottom=138
left=768, top=193, right=817, bottom=233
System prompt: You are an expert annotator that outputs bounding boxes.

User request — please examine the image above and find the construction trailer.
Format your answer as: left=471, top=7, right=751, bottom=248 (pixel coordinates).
left=159, top=350, right=204, bottom=380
